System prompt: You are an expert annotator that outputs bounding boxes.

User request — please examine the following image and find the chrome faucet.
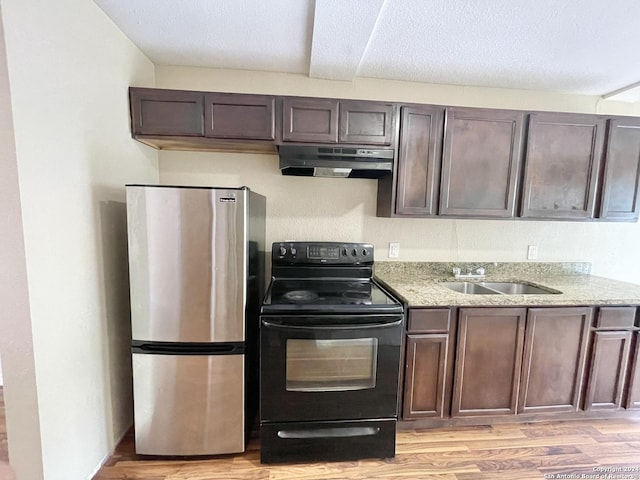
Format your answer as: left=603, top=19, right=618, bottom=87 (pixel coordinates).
left=452, top=262, right=497, bottom=279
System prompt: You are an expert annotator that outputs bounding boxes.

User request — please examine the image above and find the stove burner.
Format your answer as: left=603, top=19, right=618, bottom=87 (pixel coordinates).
left=282, top=290, right=320, bottom=304
left=342, top=291, right=371, bottom=301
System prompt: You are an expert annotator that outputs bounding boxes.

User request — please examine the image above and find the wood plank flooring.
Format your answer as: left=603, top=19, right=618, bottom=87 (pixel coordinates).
left=0, top=386, right=634, bottom=478
left=94, top=418, right=640, bottom=480
left=0, top=386, right=16, bottom=480
left=0, top=387, right=8, bottom=463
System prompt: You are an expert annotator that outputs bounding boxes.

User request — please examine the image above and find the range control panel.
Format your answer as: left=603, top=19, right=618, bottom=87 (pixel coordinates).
left=272, top=242, right=374, bottom=265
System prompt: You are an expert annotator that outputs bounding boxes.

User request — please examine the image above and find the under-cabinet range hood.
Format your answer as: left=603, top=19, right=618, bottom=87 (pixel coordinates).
left=278, top=145, right=394, bottom=178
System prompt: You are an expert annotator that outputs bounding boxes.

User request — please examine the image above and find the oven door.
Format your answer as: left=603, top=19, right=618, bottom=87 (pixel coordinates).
left=260, top=314, right=403, bottom=422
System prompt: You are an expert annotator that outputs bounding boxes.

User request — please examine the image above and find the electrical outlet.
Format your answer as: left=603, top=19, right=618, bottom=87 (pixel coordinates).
left=388, top=242, right=400, bottom=258
left=527, top=245, right=539, bottom=260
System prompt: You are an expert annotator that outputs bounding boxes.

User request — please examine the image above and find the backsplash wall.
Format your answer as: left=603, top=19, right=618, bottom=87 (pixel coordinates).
left=155, top=66, right=640, bottom=285
left=159, top=152, right=640, bottom=284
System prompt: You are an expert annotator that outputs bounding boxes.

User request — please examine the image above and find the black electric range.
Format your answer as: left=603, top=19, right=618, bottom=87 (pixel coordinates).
left=259, top=242, right=404, bottom=464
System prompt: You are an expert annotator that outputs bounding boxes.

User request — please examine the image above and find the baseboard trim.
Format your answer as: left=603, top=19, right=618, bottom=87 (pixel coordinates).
left=88, top=421, right=133, bottom=479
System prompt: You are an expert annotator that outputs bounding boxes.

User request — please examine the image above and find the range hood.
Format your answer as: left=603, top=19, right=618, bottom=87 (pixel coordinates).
left=278, top=145, right=394, bottom=178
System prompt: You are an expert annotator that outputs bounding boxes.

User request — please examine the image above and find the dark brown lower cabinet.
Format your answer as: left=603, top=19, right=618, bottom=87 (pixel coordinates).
left=452, top=308, right=526, bottom=416
left=403, top=308, right=455, bottom=419
left=518, top=307, right=592, bottom=414
left=401, top=305, right=640, bottom=425
left=583, top=330, right=632, bottom=410
left=627, top=332, right=640, bottom=409
left=404, top=334, right=449, bottom=418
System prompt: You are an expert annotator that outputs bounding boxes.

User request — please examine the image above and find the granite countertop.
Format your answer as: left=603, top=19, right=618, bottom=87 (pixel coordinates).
left=374, top=262, right=640, bottom=307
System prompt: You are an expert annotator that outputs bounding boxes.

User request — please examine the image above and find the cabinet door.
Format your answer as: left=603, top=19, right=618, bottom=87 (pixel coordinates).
left=338, top=101, right=395, bottom=145
left=452, top=308, right=526, bottom=416
left=583, top=330, right=632, bottom=411
left=282, top=98, right=339, bottom=143
left=130, top=87, right=204, bottom=136
left=440, top=108, right=524, bottom=217
left=599, top=117, right=640, bottom=221
left=395, top=106, right=444, bottom=216
left=205, top=93, right=274, bottom=140
left=404, top=334, right=450, bottom=419
left=521, top=113, right=605, bottom=219
left=519, top=307, right=592, bottom=414
left=627, top=332, right=640, bottom=409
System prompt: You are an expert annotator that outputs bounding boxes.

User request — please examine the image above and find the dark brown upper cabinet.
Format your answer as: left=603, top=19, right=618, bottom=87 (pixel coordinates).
left=128, top=88, right=640, bottom=224
left=599, top=117, right=640, bottom=221
left=282, top=97, right=339, bottom=143
left=395, top=106, right=444, bottom=216
left=130, top=87, right=204, bottom=136
left=129, top=87, right=276, bottom=153
left=338, top=101, right=395, bottom=145
left=281, top=97, right=395, bottom=145
left=440, top=108, right=524, bottom=217
left=204, top=93, right=274, bottom=140
left=521, top=113, right=606, bottom=219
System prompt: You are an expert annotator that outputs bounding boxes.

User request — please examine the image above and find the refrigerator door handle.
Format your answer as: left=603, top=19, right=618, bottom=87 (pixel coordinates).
left=132, top=342, right=245, bottom=355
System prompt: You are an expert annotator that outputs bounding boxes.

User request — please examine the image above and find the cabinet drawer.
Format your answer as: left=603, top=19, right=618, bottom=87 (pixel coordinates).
left=595, top=307, right=636, bottom=329
left=408, top=309, right=451, bottom=333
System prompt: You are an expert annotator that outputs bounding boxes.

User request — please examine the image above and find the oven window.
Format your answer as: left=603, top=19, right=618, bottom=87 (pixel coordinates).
left=286, top=338, right=378, bottom=392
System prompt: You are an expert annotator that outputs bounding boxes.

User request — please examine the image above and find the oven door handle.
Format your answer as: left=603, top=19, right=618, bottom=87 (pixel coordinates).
left=261, top=318, right=403, bottom=330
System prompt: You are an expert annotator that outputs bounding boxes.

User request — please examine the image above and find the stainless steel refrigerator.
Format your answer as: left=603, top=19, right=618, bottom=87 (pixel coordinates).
left=126, top=185, right=265, bottom=456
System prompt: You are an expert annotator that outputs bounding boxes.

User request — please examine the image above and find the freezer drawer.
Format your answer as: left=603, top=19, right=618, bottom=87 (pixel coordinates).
left=132, top=352, right=245, bottom=455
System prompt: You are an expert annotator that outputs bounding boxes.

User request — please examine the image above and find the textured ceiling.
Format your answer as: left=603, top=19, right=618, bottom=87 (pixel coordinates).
left=94, top=0, right=640, bottom=101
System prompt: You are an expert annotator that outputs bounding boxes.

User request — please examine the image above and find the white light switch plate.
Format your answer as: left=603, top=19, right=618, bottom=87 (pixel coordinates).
left=527, top=245, right=539, bottom=260
left=388, top=242, right=400, bottom=258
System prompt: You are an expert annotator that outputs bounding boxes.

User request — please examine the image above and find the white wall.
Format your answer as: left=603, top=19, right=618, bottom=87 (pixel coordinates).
left=0, top=5, right=42, bottom=478
left=1, top=0, right=158, bottom=478
left=157, top=67, right=640, bottom=285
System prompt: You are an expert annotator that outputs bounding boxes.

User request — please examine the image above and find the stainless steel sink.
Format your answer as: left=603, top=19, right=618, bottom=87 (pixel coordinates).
left=440, top=281, right=561, bottom=295
left=440, top=282, right=501, bottom=294
left=480, top=282, right=560, bottom=295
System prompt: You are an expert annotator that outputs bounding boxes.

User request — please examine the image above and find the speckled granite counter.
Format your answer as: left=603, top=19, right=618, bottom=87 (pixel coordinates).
left=374, top=262, right=640, bottom=307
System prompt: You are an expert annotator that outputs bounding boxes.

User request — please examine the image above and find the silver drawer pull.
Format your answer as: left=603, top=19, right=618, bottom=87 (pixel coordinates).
left=277, top=427, right=380, bottom=439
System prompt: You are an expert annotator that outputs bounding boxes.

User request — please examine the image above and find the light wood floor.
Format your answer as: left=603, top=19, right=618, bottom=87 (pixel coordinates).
left=0, top=387, right=7, bottom=463
left=94, top=418, right=640, bottom=480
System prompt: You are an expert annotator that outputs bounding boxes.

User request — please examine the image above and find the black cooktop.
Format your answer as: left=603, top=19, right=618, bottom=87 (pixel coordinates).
left=261, top=278, right=403, bottom=315
left=261, top=242, right=403, bottom=315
